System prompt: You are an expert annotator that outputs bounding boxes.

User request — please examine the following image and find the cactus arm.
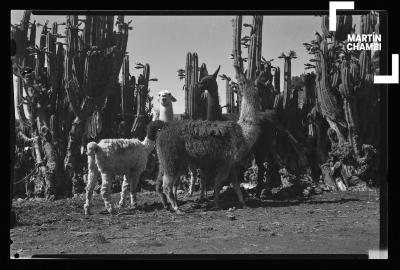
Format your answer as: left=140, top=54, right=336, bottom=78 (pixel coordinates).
left=232, top=16, right=246, bottom=86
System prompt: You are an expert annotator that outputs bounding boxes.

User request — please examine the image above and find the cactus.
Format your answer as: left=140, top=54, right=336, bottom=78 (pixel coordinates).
left=279, top=51, right=297, bottom=109
left=182, top=52, right=206, bottom=120
left=232, top=15, right=263, bottom=113
left=221, top=75, right=233, bottom=113
left=184, top=52, right=192, bottom=115
left=63, top=15, right=130, bottom=195
left=11, top=12, right=158, bottom=197
left=321, top=15, right=352, bottom=42
left=303, top=13, right=380, bottom=188
left=273, top=66, right=280, bottom=93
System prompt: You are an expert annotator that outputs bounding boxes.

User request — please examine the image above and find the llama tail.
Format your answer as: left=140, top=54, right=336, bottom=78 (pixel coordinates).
left=87, top=142, right=99, bottom=156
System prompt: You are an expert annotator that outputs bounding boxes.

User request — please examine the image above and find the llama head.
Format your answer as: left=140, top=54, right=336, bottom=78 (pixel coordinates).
left=158, top=91, right=176, bottom=107
left=197, top=65, right=220, bottom=97
left=146, top=120, right=167, bottom=141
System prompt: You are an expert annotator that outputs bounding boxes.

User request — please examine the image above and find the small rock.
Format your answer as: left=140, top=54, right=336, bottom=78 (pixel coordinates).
left=272, top=222, right=282, bottom=227
left=226, top=214, right=236, bottom=221
left=228, top=207, right=236, bottom=212
left=17, top=198, right=24, bottom=202
left=93, top=233, right=108, bottom=244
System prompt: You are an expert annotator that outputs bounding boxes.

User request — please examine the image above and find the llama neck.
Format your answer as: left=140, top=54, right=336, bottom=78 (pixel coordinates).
left=238, top=82, right=259, bottom=123
left=207, top=91, right=221, bottom=121
left=159, top=105, right=173, bottom=122
left=142, top=137, right=155, bottom=154
left=237, top=82, right=261, bottom=150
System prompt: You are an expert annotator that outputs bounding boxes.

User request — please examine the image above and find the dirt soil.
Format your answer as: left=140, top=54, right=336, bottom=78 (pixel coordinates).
left=10, top=188, right=380, bottom=257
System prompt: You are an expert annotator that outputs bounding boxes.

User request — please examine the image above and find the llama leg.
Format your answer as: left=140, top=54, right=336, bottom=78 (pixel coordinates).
left=212, top=168, right=231, bottom=209
left=118, top=174, right=130, bottom=208
left=255, top=156, right=265, bottom=198
left=156, top=169, right=169, bottom=209
left=129, top=169, right=142, bottom=209
left=100, top=172, right=116, bottom=214
left=163, top=174, right=182, bottom=214
left=187, top=167, right=196, bottom=197
left=198, top=170, right=207, bottom=202
left=231, top=168, right=247, bottom=208
left=173, top=179, right=179, bottom=203
left=84, top=155, right=100, bottom=215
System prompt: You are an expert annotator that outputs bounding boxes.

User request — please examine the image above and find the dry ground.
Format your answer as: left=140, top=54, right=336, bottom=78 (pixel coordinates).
left=10, top=188, right=380, bottom=258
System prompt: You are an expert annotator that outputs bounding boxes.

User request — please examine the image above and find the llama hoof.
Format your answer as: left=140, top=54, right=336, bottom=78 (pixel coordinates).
left=105, top=206, right=117, bottom=215
left=128, top=204, right=138, bottom=210
left=174, top=208, right=184, bottom=215
left=84, top=204, right=91, bottom=215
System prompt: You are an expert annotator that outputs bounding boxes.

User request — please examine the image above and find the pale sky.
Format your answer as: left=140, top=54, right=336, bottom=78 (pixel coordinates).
left=12, top=11, right=359, bottom=116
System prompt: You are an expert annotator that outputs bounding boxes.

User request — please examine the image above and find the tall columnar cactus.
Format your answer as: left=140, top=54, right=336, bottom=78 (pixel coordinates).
left=245, top=16, right=263, bottom=81
left=182, top=52, right=206, bottom=120
left=11, top=10, right=31, bottom=67
left=357, top=11, right=380, bottom=147
left=273, top=66, right=280, bottom=93
left=12, top=11, right=63, bottom=198
left=198, top=63, right=208, bottom=119
left=321, top=15, right=352, bottom=42
left=12, top=13, right=157, bottom=197
left=304, top=14, right=379, bottom=188
left=278, top=51, right=297, bottom=110
left=131, top=62, right=155, bottom=139
left=63, top=15, right=130, bottom=194
left=232, top=15, right=263, bottom=114
left=189, top=53, right=199, bottom=119
left=184, top=52, right=191, bottom=115
left=221, top=75, right=233, bottom=113
left=121, top=55, right=130, bottom=121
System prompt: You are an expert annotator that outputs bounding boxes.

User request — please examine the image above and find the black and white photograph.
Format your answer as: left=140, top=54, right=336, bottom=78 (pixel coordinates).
left=10, top=9, right=388, bottom=258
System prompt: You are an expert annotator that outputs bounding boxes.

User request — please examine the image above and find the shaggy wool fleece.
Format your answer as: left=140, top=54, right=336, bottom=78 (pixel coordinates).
left=156, top=120, right=251, bottom=176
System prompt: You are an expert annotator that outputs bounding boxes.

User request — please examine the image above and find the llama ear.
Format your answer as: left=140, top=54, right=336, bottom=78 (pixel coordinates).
left=212, top=65, right=221, bottom=79
left=170, top=95, right=177, bottom=102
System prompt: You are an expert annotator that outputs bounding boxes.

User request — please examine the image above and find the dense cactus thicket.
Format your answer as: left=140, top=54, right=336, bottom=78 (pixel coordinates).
left=225, top=13, right=380, bottom=193
left=12, top=12, right=155, bottom=198
left=302, top=13, right=380, bottom=190
left=12, top=12, right=382, bottom=204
